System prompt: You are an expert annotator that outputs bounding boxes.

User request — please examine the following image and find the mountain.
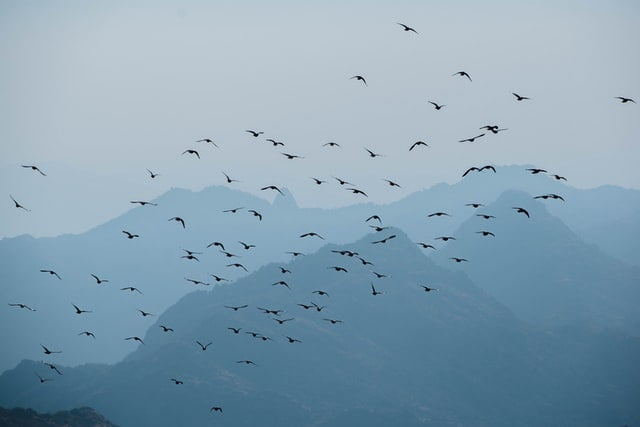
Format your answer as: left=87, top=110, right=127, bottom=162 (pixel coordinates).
left=432, top=189, right=640, bottom=335
left=0, top=406, right=117, bottom=427
left=0, top=230, right=638, bottom=427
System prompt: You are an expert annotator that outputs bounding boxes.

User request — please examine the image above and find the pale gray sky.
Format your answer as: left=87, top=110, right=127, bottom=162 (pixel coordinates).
left=1, top=0, right=638, bottom=238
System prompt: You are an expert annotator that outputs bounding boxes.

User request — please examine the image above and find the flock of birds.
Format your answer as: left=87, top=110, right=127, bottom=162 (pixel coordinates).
left=6, top=20, right=636, bottom=417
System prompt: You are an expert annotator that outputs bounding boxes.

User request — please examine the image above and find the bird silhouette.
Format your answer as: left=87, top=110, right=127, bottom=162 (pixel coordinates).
left=551, top=174, right=567, bottom=181
left=196, top=341, right=212, bottom=351
left=334, top=177, right=354, bottom=186
left=207, top=241, right=226, bottom=250
left=227, top=263, right=248, bottom=272
left=21, top=165, right=47, bottom=176
left=535, top=193, right=565, bottom=201
left=428, top=101, right=445, bottom=110
left=41, top=345, right=62, bottom=355
left=350, top=75, right=367, bottom=86
left=526, top=168, right=547, bottom=174
left=9, top=195, right=30, bottom=211
left=185, top=278, right=210, bottom=286
left=279, top=267, right=292, bottom=274
left=137, top=309, right=154, bottom=317
left=313, top=290, right=330, bottom=297
left=222, top=172, right=240, bottom=184
left=287, top=251, right=305, bottom=257
left=357, top=256, right=374, bottom=266
left=365, top=215, right=382, bottom=224
left=170, top=378, right=184, bottom=385
left=281, top=152, right=304, bottom=160
left=300, top=232, right=324, bottom=239
left=420, top=285, right=438, bottom=292
left=397, top=22, right=418, bottom=33
left=222, top=207, right=243, bottom=214
left=228, top=327, right=242, bottom=334
left=383, top=179, right=401, bottom=188
left=372, top=234, right=396, bottom=244
left=40, top=269, right=61, bottom=280
left=428, top=212, right=450, bottom=217
left=462, top=165, right=495, bottom=177
left=409, top=141, right=429, bottom=151
left=416, top=242, right=436, bottom=249
left=258, top=307, right=285, bottom=316
left=125, top=336, right=144, bottom=345
left=311, top=302, right=326, bottom=312
left=297, top=303, right=314, bottom=310
left=219, top=250, right=239, bottom=258
left=453, top=71, right=472, bottom=81
left=273, top=317, right=294, bottom=325
left=236, top=360, right=258, bottom=366
left=476, top=231, right=496, bottom=237
left=465, top=203, right=485, bottom=208
left=311, top=177, right=327, bottom=185
left=90, top=274, right=109, bottom=284
left=182, top=249, right=202, bottom=256
left=248, top=209, right=263, bottom=221
left=346, top=187, right=368, bottom=197
left=284, top=336, right=302, bottom=343
left=182, top=149, right=200, bottom=159
left=159, top=325, right=174, bottom=332
left=8, top=303, right=36, bottom=311
left=197, top=138, right=218, bottom=147
left=476, top=214, right=496, bottom=219
left=238, top=241, right=256, bottom=250
left=615, top=96, right=635, bottom=103
left=272, top=280, right=290, bottom=289
left=43, top=362, right=62, bottom=375
left=146, top=169, right=160, bottom=178
left=245, top=331, right=261, bottom=338
left=450, top=257, right=469, bottom=263
left=480, top=125, right=508, bottom=134
left=435, top=236, right=456, bottom=242
left=168, top=217, right=186, bottom=228
left=459, top=134, right=485, bottom=143
left=224, top=305, right=248, bottom=311
left=512, top=207, right=530, bottom=218
left=365, top=148, right=384, bottom=158
left=122, top=230, right=140, bottom=239
left=78, top=331, right=96, bottom=338
left=260, top=185, right=284, bottom=195
left=246, top=130, right=264, bottom=137
left=35, top=373, right=53, bottom=383
left=512, top=92, right=530, bottom=101
left=210, top=406, right=223, bottom=413
left=323, top=318, right=343, bottom=324
left=210, top=274, right=229, bottom=282
left=323, top=142, right=341, bottom=148
left=372, top=271, right=388, bottom=278
left=120, top=286, right=143, bottom=294
left=72, top=304, right=92, bottom=314
left=130, top=200, right=157, bottom=206
left=371, top=283, right=383, bottom=296
left=266, top=138, right=285, bottom=146
left=327, top=266, right=348, bottom=273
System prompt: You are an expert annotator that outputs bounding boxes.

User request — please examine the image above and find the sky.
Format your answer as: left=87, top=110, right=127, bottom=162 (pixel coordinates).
left=1, top=0, right=638, bottom=238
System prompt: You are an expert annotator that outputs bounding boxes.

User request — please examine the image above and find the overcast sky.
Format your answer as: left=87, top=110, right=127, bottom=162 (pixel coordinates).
left=1, top=0, right=638, bottom=238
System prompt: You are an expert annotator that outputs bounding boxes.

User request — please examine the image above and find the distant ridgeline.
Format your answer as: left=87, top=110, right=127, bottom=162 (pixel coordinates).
left=0, top=406, right=117, bottom=427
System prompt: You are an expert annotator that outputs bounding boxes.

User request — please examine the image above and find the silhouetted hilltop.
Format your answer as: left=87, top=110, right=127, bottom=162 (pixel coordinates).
left=0, top=406, right=117, bottom=427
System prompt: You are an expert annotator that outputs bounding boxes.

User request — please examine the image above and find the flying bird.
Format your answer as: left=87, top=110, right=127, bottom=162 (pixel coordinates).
left=512, top=207, right=530, bottom=218
left=248, top=209, right=262, bottom=221
left=300, top=232, right=324, bottom=239
left=21, top=165, right=46, bottom=176
left=266, top=138, right=285, bottom=147
left=383, top=179, right=401, bottom=188
left=476, top=231, right=496, bottom=237
left=327, top=266, right=348, bottom=273
left=452, top=71, right=472, bottom=81
left=122, top=230, right=140, bottom=239
left=170, top=378, right=184, bottom=385
left=357, top=256, right=374, bottom=266
left=8, top=303, right=36, bottom=311
left=272, top=280, right=290, bottom=289
left=182, top=149, right=200, bottom=159
left=311, top=177, right=327, bottom=185
left=146, top=169, right=160, bottom=178
left=236, top=360, right=257, bottom=366
left=168, top=217, right=186, bottom=228
left=428, top=212, right=450, bottom=217
left=72, top=304, right=92, bottom=314
left=334, top=177, right=354, bottom=186
left=420, top=285, right=438, bottom=292
left=207, top=241, right=226, bottom=250
left=480, top=125, right=508, bottom=134
left=40, top=269, right=61, bottom=280
left=238, top=241, right=256, bottom=250
left=323, top=142, right=341, bottom=148
left=159, top=325, right=174, bottom=332
left=78, top=331, right=96, bottom=338
left=281, top=152, right=304, bottom=160
left=210, top=406, right=223, bottom=413
left=397, top=22, right=418, bottom=33
left=43, top=362, right=62, bottom=375
left=615, top=96, right=635, bottom=103
left=526, top=168, right=547, bottom=174
left=273, top=317, right=294, bottom=325
left=260, top=185, right=284, bottom=195
left=323, top=318, right=343, bottom=324
left=279, top=267, right=292, bottom=274
left=372, top=271, right=388, bottom=278
left=222, top=172, right=240, bottom=184
left=311, top=302, right=326, bottom=312
left=297, top=303, right=314, bottom=310
left=228, top=327, right=242, bottom=334
left=197, top=138, right=218, bottom=147
left=551, top=174, right=567, bottom=181
left=227, top=263, right=248, bottom=272
left=450, top=257, right=469, bottom=263
left=35, top=373, right=53, bottom=383
left=346, top=187, right=368, bottom=197
left=130, top=200, right=157, bottom=206
left=435, top=236, right=456, bottom=242
left=90, top=274, right=109, bottom=284
left=246, top=130, right=264, bottom=137
left=125, top=336, right=145, bottom=345
left=365, top=148, right=384, bottom=158
left=224, top=305, right=248, bottom=311
left=428, top=101, right=444, bottom=110
left=350, top=75, right=367, bottom=86
left=313, top=290, right=330, bottom=297
left=465, top=203, right=485, bottom=208
left=366, top=215, right=382, bottom=224
left=137, top=309, right=154, bottom=317
left=371, top=283, right=383, bottom=296
left=284, top=336, right=302, bottom=343
left=286, top=251, right=305, bottom=257
left=219, top=250, right=239, bottom=258
left=409, top=141, right=429, bottom=151
left=41, top=345, right=62, bottom=355
left=9, top=195, right=30, bottom=211
left=222, top=207, right=243, bottom=214
left=476, top=214, right=496, bottom=219
left=416, top=242, right=436, bottom=249
left=512, top=92, right=530, bottom=101
left=372, top=234, right=396, bottom=244
left=459, top=134, right=485, bottom=143
left=462, top=165, right=495, bottom=177
left=196, top=341, right=212, bottom=351
left=185, top=278, right=209, bottom=286
left=210, top=274, right=229, bottom=282
left=120, top=286, right=143, bottom=294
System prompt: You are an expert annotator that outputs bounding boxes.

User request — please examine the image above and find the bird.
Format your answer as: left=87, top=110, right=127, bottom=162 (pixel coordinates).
left=281, top=152, right=304, bottom=160
left=41, top=345, right=62, bottom=355
left=297, top=303, right=314, bottom=310
left=137, top=309, right=154, bottom=317
left=21, top=165, right=46, bottom=176
left=459, top=134, right=485, bottom=143
left=210, top=406, right=223, bottom=413
left=512, top=207, right=530, bottom=218
left=120, top=286, right=143, bottom=294
left=420, top=285, right=438, bottom=292
left=551, top=174, right=567, bottom=181
left=428, top=212, right=450, bottom=217
left=266, top=138, right=285, bottom=147
left=311, top=177, right=327, bottom=185
left=35, top=373, right=53, bottom=383
left=245, top=130, right=264, bottom=137
left=43, top=362, right=62, bottom=375
left=350, top=75, right=367, bottom=86
left=512, top=92, right=530, bottom=101
left=40, top=269, right=61, bottom=280
left=476, top=214, right=496, bottom=220
left=245, top=331, right=261, bottom=338
left=450, top=257, right=469, bottom=263
left=210, top=274, right=229, bottom=282
left=435, top=236, right=456, bottom=242
left=9, top=195, right=30, bottom=211
left=615, top=96, right=635, bottom=103
left=311, top=302, right=326, bottom=312
left=78, top=331, right=96, bottom=338
left=452, top=71, right=472, bottom=81
left=372, top=234, right=396, bottom=244
left=182, top=249, right=202, bottom=256
left=535, top=193, right=565, bottom=201
left=526, top=168, right=547, bottom=174
left=248, top=209, right=263, bottom=221
left=327, top=266, right=348, bottom=273
left=168, top=217, right=186, bottom=228
left=222, top=207, right=243, bottom=214
left=257, top=307, right=284, bottom=316
left=334, top=177, right=354, bottom=186
left=72, top=304, right=92, bottom=314
left=300, top=232, right=324, bottom=239
left=397, top=22, right=418, bottom=33
left=130, top=200, right=157, bottom=206
left=272, top=280, right=290, bottom=289
left=286, top=251, right=305, bottom=257
left=228, top=327, right=242, bottom=334
left=371, top=283, right=383, bottom=296
left=8, top=303, right=36, bottom=311
left=465, top=203, right=485, bottom=208
left=122, top=230, right=140, bottom=239
left=323, top=142, right=341, bottom=148
left=207, top=241, right=226, bottom=250
left=219, top=250, right=239, bottom=258
left=146, top=169, right=160, bottom=178
left=260, top=185, right=284, bottom=195
left=197, top=138, right=218, bottom=147
left=383, top=179, right=401, bottom=188
left=409, top=141, right=429, bottom=151
left=357, top=256, right=374, bottom=266
left=332, top=249, right=359, bottom=256
left=480, top=125, right=508, bottom=134
left=313, top=290, right=330, bottom=297
left=125, top=336, right=144, bottom=345
left=185, top=278, right=210, bottom=286
left=90, top=274, right=109, bottom=284
left=462, top=165, right=495, bottom=177
left=416, top=242, right=436, bottom=250
left=222, top=172, right=240, bottom=184
left=365, top=148, right=383, bottom=158
left=476, top=231, right=495, bottom=237
left=372, top=271, right=388, bottom=278
left=159, top=325, right=174, bottom=332
left=428, top=101, right=445, bottom=110
left=236, top=360, right=257, bottom=366
left=224, top=305, right=248, bottom=311
left=365, top=215, right=382, bottom=223
left=284, top=336, right=302, bottom=343
left=273, top=318, right=294, bottom=325
left=238, top=241, right=256, bottom=250
left=346, top=187, right=368, bottom=197
left=323, top=318, right=343, bottom=324
left=196, top=341, right=212, bottom=351
left=170, top=378, right=184, bottom=385
left=279, top=267, right=292, bottom=274
left=227, top=263, right=248, bottom=272
left=182, top=149, right=200, bottom=159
